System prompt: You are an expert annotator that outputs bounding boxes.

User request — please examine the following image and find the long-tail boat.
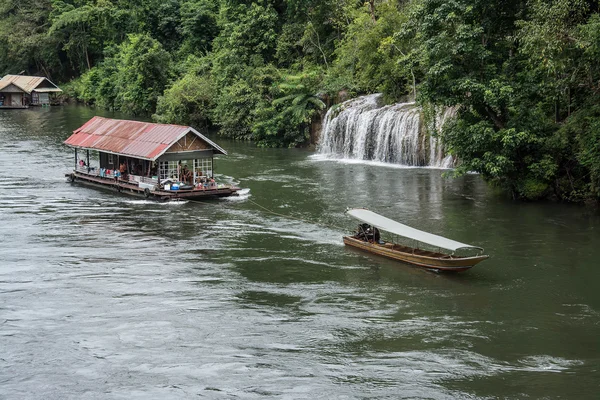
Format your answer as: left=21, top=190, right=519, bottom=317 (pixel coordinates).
left=64, top=117, right=240, bottom=200
left=344, top=208, right=489, bottom=272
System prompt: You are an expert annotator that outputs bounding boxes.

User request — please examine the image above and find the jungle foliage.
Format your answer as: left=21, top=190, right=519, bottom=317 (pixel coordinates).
left=1, top=0, right=599, bottom=201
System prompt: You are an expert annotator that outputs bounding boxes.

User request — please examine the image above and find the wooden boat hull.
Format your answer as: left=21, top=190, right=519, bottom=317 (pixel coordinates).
left=67, top=171, right=240, bottom=200
left=343, top=236, right=488, bottom=272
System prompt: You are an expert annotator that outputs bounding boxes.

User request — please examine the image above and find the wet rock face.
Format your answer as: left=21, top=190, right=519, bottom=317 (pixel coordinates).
left=317, top=94, right=454, bottom=168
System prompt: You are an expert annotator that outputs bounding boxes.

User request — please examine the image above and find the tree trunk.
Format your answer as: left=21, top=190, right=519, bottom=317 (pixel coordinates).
left=567, top=86, right=571, bottom=117
left=309, top=23, right=329, bottom=70
left=484, top=106, right=505, bottom=130
left=85, top=48, right=91, bottom=71
left=410, top=68, right=416, bottom=100
left=368, top=0, right=376, bottom=23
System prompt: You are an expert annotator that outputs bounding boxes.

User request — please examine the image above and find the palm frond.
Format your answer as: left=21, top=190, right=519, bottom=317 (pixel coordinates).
left=306, top=97, right=326, bottom=109
left=272, top=94, right=298, bottom=105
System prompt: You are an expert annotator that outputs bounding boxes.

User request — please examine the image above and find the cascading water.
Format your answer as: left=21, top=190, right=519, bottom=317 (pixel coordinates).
left=318, top=94, right=454, bottom=168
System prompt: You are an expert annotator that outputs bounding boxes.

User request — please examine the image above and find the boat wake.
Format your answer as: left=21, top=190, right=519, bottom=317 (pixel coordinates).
left=164, top=199, right=189, bottom=205
left=122, top=200, right=156, bottom=205
left=225, top=188, right=251, bottom=201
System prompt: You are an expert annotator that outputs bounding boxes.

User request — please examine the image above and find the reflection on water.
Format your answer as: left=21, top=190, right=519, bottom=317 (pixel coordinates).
left=1, top=107, right=599, bottom=399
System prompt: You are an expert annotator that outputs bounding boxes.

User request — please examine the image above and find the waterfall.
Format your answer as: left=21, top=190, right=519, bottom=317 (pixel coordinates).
left=317, top=94, right=454, bottom=168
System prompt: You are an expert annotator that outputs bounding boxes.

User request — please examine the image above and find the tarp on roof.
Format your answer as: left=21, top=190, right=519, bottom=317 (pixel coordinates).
left=346, top=208, right=482, bottom=252
left=64, top=116, right=227, bottom=160
left=0, top=75, right=62, bottom=94
left=32, top=88, right=63, bottom=93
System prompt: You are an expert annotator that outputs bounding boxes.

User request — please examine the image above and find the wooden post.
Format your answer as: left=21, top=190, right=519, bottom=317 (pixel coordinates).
left=86, top=150, right=90, bottom=172
left=193, top=159, right=197, bottom=187
left=74, top=149, right=78, bottom=170
left=157, top=161, right=161, bottom=185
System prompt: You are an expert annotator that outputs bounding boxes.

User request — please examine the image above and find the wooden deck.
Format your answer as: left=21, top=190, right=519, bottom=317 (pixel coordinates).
left=0, top=105, right=29, bottom=109
left=67, top=170, right=240, bottom=200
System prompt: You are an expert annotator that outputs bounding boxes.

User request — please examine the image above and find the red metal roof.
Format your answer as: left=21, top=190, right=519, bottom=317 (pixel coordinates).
left=64, top=116, right=226, bottom=160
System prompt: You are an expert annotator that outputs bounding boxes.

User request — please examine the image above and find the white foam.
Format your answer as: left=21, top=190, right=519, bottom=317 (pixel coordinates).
left=308, top=154, right=454, bottom=170
left=163, top=199, right=189, bottom=205
left=122, top=200, right=155, bottom=205
left=224, top=188, right=251, bottom=201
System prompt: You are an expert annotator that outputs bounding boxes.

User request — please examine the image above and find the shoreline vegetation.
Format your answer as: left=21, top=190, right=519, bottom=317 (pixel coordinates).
left=1, top=0, right=599, bottom=202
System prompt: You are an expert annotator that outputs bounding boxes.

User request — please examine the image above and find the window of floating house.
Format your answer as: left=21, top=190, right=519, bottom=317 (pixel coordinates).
left=9, top=93, right=23, bottom=106
left=39, top=93, right=49, bottom=105
left=159, top=160, right=179, bottom=180
left=194, top=158, right=212, bottom=177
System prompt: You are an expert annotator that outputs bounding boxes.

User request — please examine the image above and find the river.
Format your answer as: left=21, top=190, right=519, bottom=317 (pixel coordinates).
left=1, top=106, right=599, bottom=399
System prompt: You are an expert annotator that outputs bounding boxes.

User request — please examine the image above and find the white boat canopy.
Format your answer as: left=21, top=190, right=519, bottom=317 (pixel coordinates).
left=346, top=208, right=483, bottom=252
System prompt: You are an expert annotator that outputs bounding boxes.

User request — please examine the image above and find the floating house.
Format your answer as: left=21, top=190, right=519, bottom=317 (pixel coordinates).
left=64, top=116, right=240, bottom=200
left=0, top=75, right=62, bottom=108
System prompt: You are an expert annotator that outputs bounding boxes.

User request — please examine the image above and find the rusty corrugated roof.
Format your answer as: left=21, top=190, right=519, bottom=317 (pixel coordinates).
left=0, top=75, right=62, bottom=93
left=64, top=116, right=227, bottom=160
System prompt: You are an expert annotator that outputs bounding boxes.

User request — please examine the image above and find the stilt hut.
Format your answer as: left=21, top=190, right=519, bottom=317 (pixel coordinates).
left=0, top=75, right=62, bottom=108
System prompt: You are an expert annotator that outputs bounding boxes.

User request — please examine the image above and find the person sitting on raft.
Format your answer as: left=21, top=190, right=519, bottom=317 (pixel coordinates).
left=180, top=164, right=193, bottom=185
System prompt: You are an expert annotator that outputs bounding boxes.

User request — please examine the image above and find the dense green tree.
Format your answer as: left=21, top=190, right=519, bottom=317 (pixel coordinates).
left=328, top=0, right=412, bottom=101
left=178, top=0, right=220, bottom=56
left=400, top=0, right=600, bottom=200
left=48, top=0, right=131, bottom=73
left=252, top=70, right=325, bottom=147
left=153, top=56, right=215, bottom=127
left=114, top=33, right=172, bottom=114
left=135, top=0, right=182, bottom=52
left=0, top=0, right=60, bottom=77
left=209, top=1, right=279, bottom=138
left=73, top=33, right=171, bottom=114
